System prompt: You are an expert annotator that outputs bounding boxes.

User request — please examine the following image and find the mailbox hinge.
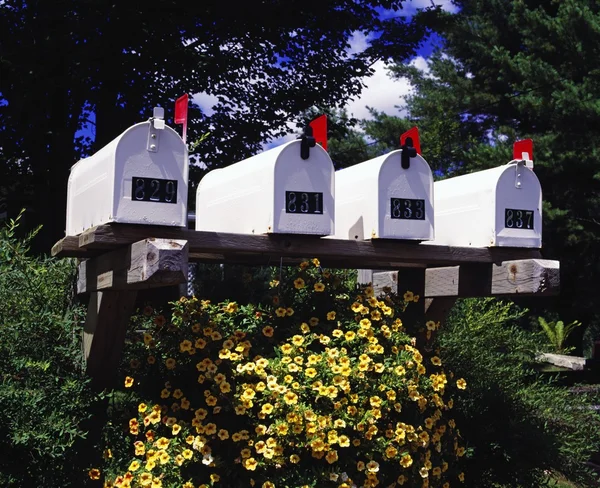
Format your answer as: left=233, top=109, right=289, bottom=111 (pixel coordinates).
left=147, top=107, right=165, bottom=153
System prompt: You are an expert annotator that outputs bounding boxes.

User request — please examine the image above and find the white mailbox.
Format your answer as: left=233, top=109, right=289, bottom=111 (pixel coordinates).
left=195, top=138, right=334, bottom=235
left=431, top=159, right=542, bottom=248
left=334, top=148, right=434, bottom=240
left=66, top=108, right=188, bottom=236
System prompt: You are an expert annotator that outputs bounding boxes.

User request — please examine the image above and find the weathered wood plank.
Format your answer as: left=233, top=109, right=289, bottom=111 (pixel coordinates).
left=372, top=259, right=559, bottom=298
left=77, top=238, right=189, bottom=294
left=491, top=259, right=560, bottom=295
left=51, top=223, right=543, bottom=268
left=84, top=290, right=138, bottom=390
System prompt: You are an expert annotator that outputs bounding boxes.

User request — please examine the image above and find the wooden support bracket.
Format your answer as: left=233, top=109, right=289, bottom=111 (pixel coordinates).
left=77, top=238, right=189, bottom=294
left=80, top=238, right=189, bottom=390
left=363, top=259, right=559, bottom=299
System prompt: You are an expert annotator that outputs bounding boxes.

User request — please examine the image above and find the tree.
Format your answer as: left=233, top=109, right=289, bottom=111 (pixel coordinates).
left=379, top=0, right=600, bottom=346
left=0, top=0, right=429, bottom=251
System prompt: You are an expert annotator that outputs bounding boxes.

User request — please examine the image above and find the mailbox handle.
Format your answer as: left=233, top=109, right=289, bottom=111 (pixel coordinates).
left=400, top=137, right=418, bottom=169
left=298, top=125, right=316, bottom=160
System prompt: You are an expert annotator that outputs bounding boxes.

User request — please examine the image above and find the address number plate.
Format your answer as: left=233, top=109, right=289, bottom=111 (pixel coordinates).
left=132, top=177, right=178, bottom=204
left=285, top=191, right=323, bottom=214
left=390, top=198, right=425, bottom=220
left=504, top=208, right=534, bottom=229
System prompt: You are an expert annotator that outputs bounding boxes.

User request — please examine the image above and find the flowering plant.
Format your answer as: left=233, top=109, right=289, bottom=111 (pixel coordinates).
left=99, top=262, right=466, bottom=488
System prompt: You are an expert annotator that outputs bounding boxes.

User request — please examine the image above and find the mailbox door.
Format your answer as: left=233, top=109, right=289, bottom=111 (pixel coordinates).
left=272, top=141, right=334, bottom=235
left=378, top=153, right=434, bottom=240
left=113, top=122, right=188, bottom=227
left=494, top=165, right=542, bottom=247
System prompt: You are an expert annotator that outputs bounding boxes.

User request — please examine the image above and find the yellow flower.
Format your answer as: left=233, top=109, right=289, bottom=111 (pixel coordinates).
left=284, top=391, right=298, bottom=405
left=281, top=344, right=293, bottom=355
left=366, top=460, right=379, bottom=473
left=403, top=291, right=414, bottom=302
left=218, top=429, right=229, bottom=440
left=224, top=302, right=239, bottom=313
left=292, top=335, right=304, bottom=346
left=124, top=376, right=134, bottom=388
left=456, top=378, right=467, bottom=390
left=325, top=450, right=339, bottom=464
left=294, top=277, right=306, bottom=289
left=171, top=424, right=182, bottom=435
left=300, top=322, right=310, bottom=333
left=311, top=258, right=320, bottom=267
left=419, top=467, right=429, bottom=478
left=88, top=468, right=101, bottom=480
left=400, top=454, right=413, bottom=468
left=286, top=307, right=294, bottom=316
left=431, top=356, right=442, bottom=366
left=458, top=472, right=465, bottom=482
left=155, top=437, right=170, bottom=450
left=244, top=457, right=258, bottom=471
left=309, top=317, right=319, bottom=326
left=327, top=311, right=336, bottom=321
left=261, top=403, right=274, bottom=415
left=290, top=454, right=300, bottom=463
left=210, top=474, right=220, bottom=482
left=314, top=282, right=325, bottom=292
left=165, top=358, right=176, bottom=370
left=338, top=435, right=350, bottom=447
left=138, top=403, right=147, bottom=413
left=262, top=326, right=274, bottom=337
left=128, top=460, right=141, bottom=471
left=275, top=307, right=287, bottom=317
left=182, top=448, right=193, bottom=460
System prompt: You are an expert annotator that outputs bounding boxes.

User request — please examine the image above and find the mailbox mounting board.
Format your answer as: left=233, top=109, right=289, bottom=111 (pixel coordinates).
left=66, top=121, right=188, bottom=236
left=432, top=162, right=542, bottom=248
left=334, top=150, right=434, bottom=240
left=196, top=140, right=335, bottom=235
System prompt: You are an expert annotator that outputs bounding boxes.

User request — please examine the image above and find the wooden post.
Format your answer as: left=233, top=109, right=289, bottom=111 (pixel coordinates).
left=79, top=238, right=189, bottom=389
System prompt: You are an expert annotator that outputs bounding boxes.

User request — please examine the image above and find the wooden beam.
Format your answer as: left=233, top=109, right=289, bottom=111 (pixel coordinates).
left=84, top=291, right=138, bottom=390
left=51, top=223, right=543, bottom=269
left=77, top=238, right=189, bottom=294
left=370, top=259, right=560, bottom=298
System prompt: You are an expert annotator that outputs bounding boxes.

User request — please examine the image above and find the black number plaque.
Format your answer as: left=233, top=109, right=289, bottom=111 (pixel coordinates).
left=504, top=208, right=534, bottom=229
left=285, top=191, right=323, bottom=214
left=390, top=198, right=425, bottom=220
left=132, top=177, right=178, bottom=204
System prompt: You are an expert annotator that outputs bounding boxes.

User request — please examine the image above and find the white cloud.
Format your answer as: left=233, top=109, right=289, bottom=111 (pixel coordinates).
left=380, top=0, right=459, bottom=17
left=345, top=56, right=428, bottom=120
left=347, top=31, right=370, bottom=55
left=192, top=92, right=219, bottom=116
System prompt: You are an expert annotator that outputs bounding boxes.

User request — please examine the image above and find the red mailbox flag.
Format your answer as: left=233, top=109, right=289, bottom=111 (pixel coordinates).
left=513, top=138, right=533, bottom=161
left=309, top=114, right=327, bottom=151
left=400, top=126, right=421, bottom=155
left=174, top=94, right=189, bottom=143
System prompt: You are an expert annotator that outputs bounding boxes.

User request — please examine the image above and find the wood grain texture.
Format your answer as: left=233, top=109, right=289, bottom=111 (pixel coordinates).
left=51, top=223, right=542, bottom=269
left=372, top=259, right=559, bottom=299
left=77, top=238, right=189, bottom=293
left=83, top=290, right=138, bottom=390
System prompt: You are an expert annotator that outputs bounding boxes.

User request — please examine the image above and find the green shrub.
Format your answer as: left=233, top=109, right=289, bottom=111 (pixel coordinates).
left=0, top=211, right=97, bottom=487
left=438, top=298, right=600, bottom=487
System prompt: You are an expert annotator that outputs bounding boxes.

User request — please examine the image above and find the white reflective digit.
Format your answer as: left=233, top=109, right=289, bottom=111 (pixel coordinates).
left=391, top=199, right=401, bottom=218
left=134, top=178, right=145, bottom=200
left=403, top=199, right=412, bottom=219
left=287, top=192, right=297, bottom=213
left=415, top=200, right=424, bottom=219
left=150, top=179, right=161, bottom=201
left=300, top=193, right=309, bottom=213
left=516, top=210, right=523, bottom=228
left=165, top=181, right=176, bottom=203
left=506, top=209, right=514, bottom=228
left=314, top=193, right=321, bottom=213
left=525, top=211, right=533, bottom=229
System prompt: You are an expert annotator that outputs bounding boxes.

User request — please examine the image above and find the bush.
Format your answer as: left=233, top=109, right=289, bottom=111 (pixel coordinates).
left=438, top=298, right=600, bottom=487
left=101, top=263, right=469, bottom=487
left=0, top=211, right=97, bottom=487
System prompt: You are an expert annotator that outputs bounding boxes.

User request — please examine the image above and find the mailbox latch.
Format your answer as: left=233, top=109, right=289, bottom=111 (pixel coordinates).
left=400, top=137, right=417, bottom=169
left=147, top=107, right=165, bottom=153
left=298, top=125, right=316, bottom=160
left=511, top=159, right=526, bottom=189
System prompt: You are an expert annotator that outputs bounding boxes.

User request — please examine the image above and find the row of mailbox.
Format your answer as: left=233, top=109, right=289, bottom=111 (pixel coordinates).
left=66, top=114, right=542, bottom=248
